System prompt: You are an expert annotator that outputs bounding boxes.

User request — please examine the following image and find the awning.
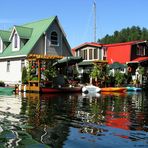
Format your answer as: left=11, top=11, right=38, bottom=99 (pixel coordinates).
left=109, top=62, right=127, bottom=69
left=128, top=57, right=148, bottom=63
left=78, top=61, right=94, bottom=66
left=53, top=56, right=83, bottom=67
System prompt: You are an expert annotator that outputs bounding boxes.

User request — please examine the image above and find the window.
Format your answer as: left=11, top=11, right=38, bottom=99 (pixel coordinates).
left=12, top=32, right=20, bottom=51
left=21, top=60, right=25, bottom=71
left=84, top=50, right=87, bottom=60
left=89, top=49, right=93, bottom=60
left=94, top=48, right=98, bottom=59
left=0, top=39, right=2, bottom=53
left=7, top=61, right=10, bottom=72
left=80, top=49, right=87, bottom=60
left=80, top=50, right=83, bottom=58
left=50, top=31, right=58, bottom=45
left=14, top=33, right=18, bottom=48
left=76, top=50, right=79, bottom=57
left=136, top=45, right=145, bottom=56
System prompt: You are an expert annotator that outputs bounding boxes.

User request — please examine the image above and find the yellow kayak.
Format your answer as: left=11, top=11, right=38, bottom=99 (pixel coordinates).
left=101, top=87, right=127, bottom=92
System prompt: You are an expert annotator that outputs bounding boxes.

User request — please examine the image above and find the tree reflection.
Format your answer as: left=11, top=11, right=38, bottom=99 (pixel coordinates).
left=19, top=91, right=148, bottom=147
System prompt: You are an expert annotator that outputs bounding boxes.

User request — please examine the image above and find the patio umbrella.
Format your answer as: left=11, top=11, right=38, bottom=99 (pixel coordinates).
left=53, top=56, right=83, bottom=67
left=109, top=62, right=126, bottom=69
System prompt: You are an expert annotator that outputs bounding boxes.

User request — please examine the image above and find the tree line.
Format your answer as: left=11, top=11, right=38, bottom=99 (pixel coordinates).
left=98, top=26, right=148, bottom=44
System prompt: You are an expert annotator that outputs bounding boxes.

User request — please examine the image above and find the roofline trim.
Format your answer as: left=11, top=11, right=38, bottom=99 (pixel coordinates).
left=0, top=55, right=27, bottom=59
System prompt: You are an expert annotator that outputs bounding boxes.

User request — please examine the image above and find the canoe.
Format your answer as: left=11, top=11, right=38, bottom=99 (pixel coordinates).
left=82, top=85, right=101, bottom=93
left=126, top=87, right=142, bottom=91
left=0, top=87, right=14, bottom=94
left=100, top=87, right=127, bottom=92
left=41, top=86, right=82, bottom=93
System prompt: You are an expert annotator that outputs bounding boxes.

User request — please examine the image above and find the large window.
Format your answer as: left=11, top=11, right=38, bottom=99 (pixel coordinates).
left=94, top=48, right=98, bottom=59
left=7, top=61, right=10, bottom=72
left=80, top=49, right=87, bottom=60
left=84, top=50, right=87, bottom=60
left=50, top=31, right=58, bottom=45
left=89, top=49, right=93, bottom=60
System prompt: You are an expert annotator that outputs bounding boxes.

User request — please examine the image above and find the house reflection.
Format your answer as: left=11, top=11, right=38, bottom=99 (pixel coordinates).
left=18, top=91, right=148, bottom=146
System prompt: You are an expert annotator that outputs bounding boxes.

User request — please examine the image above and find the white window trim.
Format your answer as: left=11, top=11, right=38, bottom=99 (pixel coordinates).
left=50, top=31, right=59, bottom=46
left=0, top=38, right=3, bottom=53
left=12, top=32, right=20, bottom=51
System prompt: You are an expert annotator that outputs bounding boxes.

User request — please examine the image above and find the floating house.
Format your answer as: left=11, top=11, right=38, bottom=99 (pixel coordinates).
left=105, top=41, right=148, bottom=65
left=0, top=16, right=72, bottom=85
left=72, top=42, right=107, bottom=83
left=105, top=41, right=148, bottom=85
left=73, top=41, right=148, bottom=85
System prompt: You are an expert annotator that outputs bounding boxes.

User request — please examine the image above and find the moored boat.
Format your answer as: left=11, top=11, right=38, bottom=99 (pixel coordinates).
left=126, top=86, right=142, bottom=91
left=82, top=85, right=101, bottom=93
left=41, top=86, right=82, bottom=93
left=100, top=87, right=127, bottom=92
left=0, top=87, right=14, bottom=94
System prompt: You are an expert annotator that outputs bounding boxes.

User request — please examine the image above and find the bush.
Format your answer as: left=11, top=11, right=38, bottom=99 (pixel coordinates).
left=114, top=71, right=126, bottom=86
left=22, top=67, right=28, bottom=84
left=0, top=81, right=5, bottom=87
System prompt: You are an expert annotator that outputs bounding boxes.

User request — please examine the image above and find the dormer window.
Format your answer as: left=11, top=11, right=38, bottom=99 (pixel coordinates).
left=0, top=39, right=3, bottom=53
left=50, top=31, right=58, bottom=46
left=14, top=34, right=18, bottom=48
left=12, top=32, right=20, bottom=51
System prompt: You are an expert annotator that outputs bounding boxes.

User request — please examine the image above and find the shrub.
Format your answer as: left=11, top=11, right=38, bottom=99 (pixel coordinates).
left=0, top=81, right=5, bottom=87
left=22, top=67, right=28, bottom=84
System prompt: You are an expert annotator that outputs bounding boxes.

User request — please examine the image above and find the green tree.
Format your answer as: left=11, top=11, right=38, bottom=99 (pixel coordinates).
left=98, top=26, right=148, bottom=44
left=114, top=71, right=126, bottom=86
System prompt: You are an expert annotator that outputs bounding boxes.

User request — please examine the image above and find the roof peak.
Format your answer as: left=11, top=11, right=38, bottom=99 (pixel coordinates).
left=22, top=16, right=56, bottom=26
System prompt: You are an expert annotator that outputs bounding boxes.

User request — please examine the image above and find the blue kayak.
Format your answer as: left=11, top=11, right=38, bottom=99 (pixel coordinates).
left=126, top=87, right=142, bottom=91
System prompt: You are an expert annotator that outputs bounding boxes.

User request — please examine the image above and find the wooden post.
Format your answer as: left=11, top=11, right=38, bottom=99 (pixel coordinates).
left=38, top=59, right=41, bottom=83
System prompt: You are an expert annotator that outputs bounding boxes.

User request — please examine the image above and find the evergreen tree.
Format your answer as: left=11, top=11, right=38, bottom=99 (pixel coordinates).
left=98, top=26, right=148, bottom=44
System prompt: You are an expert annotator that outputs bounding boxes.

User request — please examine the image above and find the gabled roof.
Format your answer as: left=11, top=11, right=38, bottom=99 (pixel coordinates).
left=0, top=30, right=11, bottom=42
left=72, top=42, right=103, bottom=51
left=0, top=16, right=56, bottom=59
left=9, top=26, right=33, bottom=40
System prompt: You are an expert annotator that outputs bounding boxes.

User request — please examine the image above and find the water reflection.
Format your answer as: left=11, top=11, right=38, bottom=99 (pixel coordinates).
left=0, top=91, right=147, bottom=147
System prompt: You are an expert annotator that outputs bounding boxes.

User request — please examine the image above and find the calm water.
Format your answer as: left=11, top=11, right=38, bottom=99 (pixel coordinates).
left=0, top=91, right=147, bottom=148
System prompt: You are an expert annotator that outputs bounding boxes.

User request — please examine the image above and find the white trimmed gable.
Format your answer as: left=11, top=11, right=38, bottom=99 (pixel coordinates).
left=0, top=38, right=3, bottom=53
left=9, top=27, right=20, bottom=51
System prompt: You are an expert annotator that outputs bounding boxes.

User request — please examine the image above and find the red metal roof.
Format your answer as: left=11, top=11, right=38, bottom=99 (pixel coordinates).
left=130, top=57, right=148, bottom=63
left=104, top=40, right=145, bottom=47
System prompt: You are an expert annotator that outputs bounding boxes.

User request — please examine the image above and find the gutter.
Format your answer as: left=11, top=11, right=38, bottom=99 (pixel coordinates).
left=0, top=55, right=27, bottom=60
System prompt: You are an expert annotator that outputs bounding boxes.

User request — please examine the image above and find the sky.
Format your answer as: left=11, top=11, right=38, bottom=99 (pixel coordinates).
left=0, top=0, right=148, bottom=48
